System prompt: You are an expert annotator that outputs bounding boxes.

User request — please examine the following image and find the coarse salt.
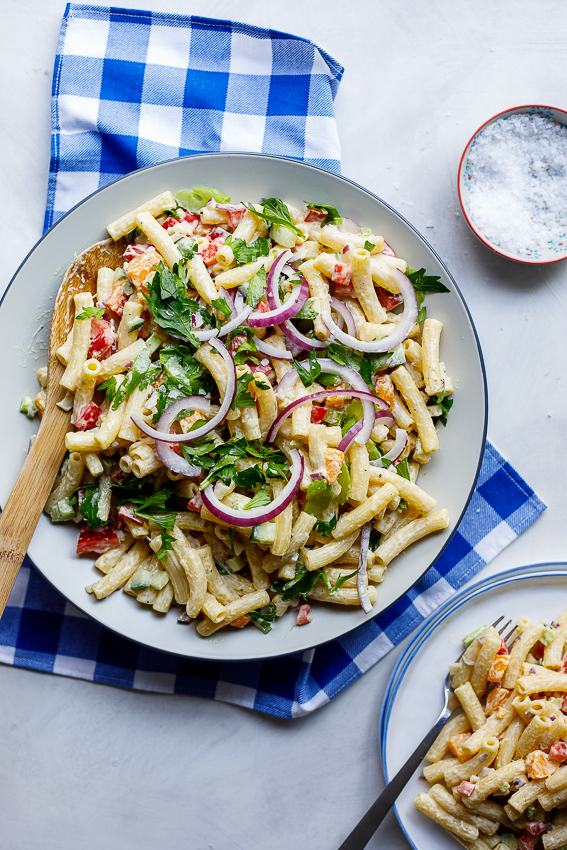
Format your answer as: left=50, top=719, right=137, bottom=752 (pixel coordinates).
left=464, top=113, right=567, bottom=256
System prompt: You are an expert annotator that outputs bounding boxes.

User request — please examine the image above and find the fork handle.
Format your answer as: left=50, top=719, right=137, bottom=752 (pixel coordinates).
left=337, top=712, right=449, bottom=850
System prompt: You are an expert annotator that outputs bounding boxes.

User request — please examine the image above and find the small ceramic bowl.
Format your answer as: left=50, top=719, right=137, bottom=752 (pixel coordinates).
left=458, top=104, right=567, bottom=264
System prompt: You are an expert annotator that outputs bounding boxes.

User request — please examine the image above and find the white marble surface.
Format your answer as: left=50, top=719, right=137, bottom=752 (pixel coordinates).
left=1, top=1, right=566, bottom=848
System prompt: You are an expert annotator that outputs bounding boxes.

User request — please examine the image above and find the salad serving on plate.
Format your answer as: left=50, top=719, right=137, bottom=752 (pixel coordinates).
left=25, top=184, right=454, bottom=639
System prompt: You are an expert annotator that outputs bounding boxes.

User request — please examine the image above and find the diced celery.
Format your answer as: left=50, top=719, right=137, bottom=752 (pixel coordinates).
left=131, top=569, right=152, bottom=590
left=385, top=344, right=406, bottom=368
left=345, top=398, right=364, bottom=423
left=114, top=266, right=127, bottom=281
left=366, top=441, right=381, bottom=461
left=499, top=834, right=519, bottom=850
left=270, top=223, right=296, bottom=249
left=51, top=498, right=76, bottom=523
left=550, top=697, right=563, bottom=708
left=175, top=187, right=230, bottom=213
left=336, top=462, right=351, bottom=506
left=20, top=395, right=37, bottom=419
left=323, top=409, right=342, bottom=426
left=540, top=627, right=555, bottom=646
left=525, top=804, right=536, bottom=820
left=225, top=555, right=246, bottom=573
left=498, top=782, right=510, bottom=794
left=304, top=480, right=334, bottom=516
left=126, top=317, right=145, bottom=333
left=250, top=524, right=276, bottom=546
left=463, top=625, right=488, bottom=648
left=146, top=331, right=167, bottom=355
left=150, top=571, right=169, bottom=591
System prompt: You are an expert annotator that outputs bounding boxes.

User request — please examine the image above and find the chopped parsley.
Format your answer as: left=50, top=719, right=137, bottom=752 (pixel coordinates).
left=246, top=266, right=268, bottom=309
left=225, top=235, right=270, bottom=266
left=76, top=306, right=107, bottom=321
left=303, top=202, right=342, bottom=225
left=293, top=350, right=321, bottom=388
left=433, top=391, right=454, bottom=426
left=244, top=197, right=303, bottom=237
left=249, top=604, right=277, bottom=634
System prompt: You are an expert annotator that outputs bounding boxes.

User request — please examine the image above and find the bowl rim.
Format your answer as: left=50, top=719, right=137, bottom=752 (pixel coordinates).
left=3, top=151, right=488, bottom=661
left=457, top=103, right=567, bottom=265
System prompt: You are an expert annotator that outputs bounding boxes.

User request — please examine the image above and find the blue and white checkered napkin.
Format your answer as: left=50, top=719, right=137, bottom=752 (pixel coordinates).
left=0, top=5, right=546, bottom=718
left=45, top=3, right=343, bottom=229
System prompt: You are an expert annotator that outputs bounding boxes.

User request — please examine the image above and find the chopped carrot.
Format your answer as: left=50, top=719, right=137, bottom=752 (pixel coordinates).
left=106, top=284, right=128, bottom=316
left=325, top=395, right=345, bottom=409
left=230, top=615, right=252, bottom=629
left=126, top=249, right=161, bottom=288
left=375, top=375, right=395, bottom=408
left=487, top=655, right=510, bottom=683
left=325, top=447, right=344, bottom=483
left=484, top=687, right=511, bottom=715
left=526, top=750, right=559, bottom=780
left=447, top=732, right=472, bottom=762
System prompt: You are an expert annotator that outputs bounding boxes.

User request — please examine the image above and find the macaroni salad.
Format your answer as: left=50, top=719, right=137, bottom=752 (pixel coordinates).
left=28, top=187, right=453, bottom=637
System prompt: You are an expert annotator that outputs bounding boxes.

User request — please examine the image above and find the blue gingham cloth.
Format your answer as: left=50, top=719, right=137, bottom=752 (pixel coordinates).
left=0, top=5, right=546, bottom=718
left=45, top=3, right=343, bottom=229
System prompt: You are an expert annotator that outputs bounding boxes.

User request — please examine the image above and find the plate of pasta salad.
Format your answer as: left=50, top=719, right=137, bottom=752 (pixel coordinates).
left=381, top=563, right=567, bottom=850
left=0, top=153, right=486, bottom=661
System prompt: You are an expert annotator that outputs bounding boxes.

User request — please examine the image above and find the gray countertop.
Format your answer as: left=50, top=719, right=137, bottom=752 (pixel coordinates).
left=1, top=2, right=565, bottom=847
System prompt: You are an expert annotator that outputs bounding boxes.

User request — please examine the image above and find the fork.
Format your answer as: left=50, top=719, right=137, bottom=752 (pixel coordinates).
left=337, top=616, right=516, bottom=850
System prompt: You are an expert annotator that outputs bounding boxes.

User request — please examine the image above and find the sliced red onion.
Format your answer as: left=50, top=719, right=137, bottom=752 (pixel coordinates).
left=340, top=218, right=360, bottom=234
left=267, top=386, right=387, bottom=444
left=248, top=278, right=309, bottom=328
left=357, top=522, right=372, bottom=613
left=131, top=337, right=236, bottom=444
left=218, top=303, right=253, bottom=337
left=274, top=359, right=386, bottom=446
left=202, top=450, right=304, bottom=527
left=266, top=249, right=328, bottom=351
left=370, top=429, right=409, bottom=467
left=214, top=203, right=247, bottom=212
left=375, top=409, right=396, bottom=429
left=155, top=442, right=202, bottom=477
left=289, top=246, right=307, bottom=263
left=253, top=335, right=293, bottom=361
left=234, top=291, right=244, bottom=313
left=281, top=264, right=299, bottom=278
left=321, top=269, right=418, bottom=353
left=337, top=419, right=365, bottom=454
left=330, top=297, right=356, bottom=336
left=342, top=245, right=350, bottom=255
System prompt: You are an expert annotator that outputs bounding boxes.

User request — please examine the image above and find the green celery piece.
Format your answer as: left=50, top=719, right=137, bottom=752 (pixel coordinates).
left=336, top=463, right=350, bottom=505
left=20, top=395, right=37, bottom=419
left=304, top=480, right=334, bottom=516
left=51, top=498, right=76, bottom=523
left=462, top=625, right=488, bottom=648
left=366, top=441, right=381, bottom=461
left=175, top=187, right=230, bottom=213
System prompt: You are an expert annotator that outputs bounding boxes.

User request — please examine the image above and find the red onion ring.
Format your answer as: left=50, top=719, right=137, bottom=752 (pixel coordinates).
left=131, top=337, right=236, bottom=443
left=357, top=522, right=373, bottom=614
left=155, top=443, right=202, bottom=477
left=146, top=396, right=211, bottom=475
left=330, top=297, right=356, bottom=336
left=253, top=336, right=293, bottom=361
left=201, top=450, right=304, bottom=527
left=321, top=269, right=418, bottom=353
left=371, top=428, right=409, bottom=467
left=267, top=249, right=328, bottom=351
left=274, top=359, right=385, bottom=446
left=267, top=388, right=387, bottom=444
left=248, top=277, right=309, bottom=328
left=375, top=409, right=396, bottom=429
left=337, top=419, right=365, bottom=454
left=339, top=218, right=361, bottom=234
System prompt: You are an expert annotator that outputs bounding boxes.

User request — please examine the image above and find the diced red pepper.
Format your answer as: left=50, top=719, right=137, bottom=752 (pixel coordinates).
left=226, top=208, right=246, bottom=229
left=333, top=284, right=354, bottom=298
left=208, top=227, right=227, bottom=241
left=74, top=402, right=102, bottom=431
left=89, top=318, right=114, bottom=360
left=532, top=641, right=545, bottom=661
left=117, top=505, right=144, bottom=525
left=550, top=742, right=567, bottom=762
left=76, top=524, right=120, bottom=555
left=124, top=243, right=153, bottom=262
left=161, top=216, right=178, bottom=229
left=248, top=358, right=272, bottom=377
left=304, top=208, right=328, bottom=223
left=561, top=651, right=567, bottom=674
left=182, top=211, right=200, bottom=226
left=110, top=465, right=127, bottom=484
left=377, top=287, right=403, bottom=311
left=106, top=285, right=128, bottom=317
left=230, top=334, right=248, bottom=354
left=256, top=300, right=270, bottom=313
left=187, top=492, right=203, bottom=512
left=296, top=603, right=313, bottom=625
left=519, top=836, right=536, bottom=850
left=310, top=405, right=327, bottom=424
left=331, top=263, right=352, bottom=288
left=497, top=639, right=509, bottom=655
left=200, top=237, right=224, bottom=266
left=456, top=781, right=475, bottom=797
left=381, top=240, right=396, bottom=257
left=524, top=821, right=547, bottom=837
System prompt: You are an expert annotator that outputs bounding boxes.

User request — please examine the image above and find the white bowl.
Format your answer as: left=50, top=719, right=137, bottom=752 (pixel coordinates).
left=458, top=104, right=567, bottom=264
left=1, top=153, right=487, bottom=661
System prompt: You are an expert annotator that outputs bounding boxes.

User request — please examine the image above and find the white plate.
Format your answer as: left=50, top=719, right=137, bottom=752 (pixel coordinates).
left=380, top=563, right=567, bottom=850
left=0, top=153, right=486, bottom=661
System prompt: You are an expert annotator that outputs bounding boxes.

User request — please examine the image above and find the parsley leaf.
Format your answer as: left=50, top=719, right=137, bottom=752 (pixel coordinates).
left=225, top=236, right=270, bottom=266
left=360, top=351, right=394, bottom=388
left=143, top=262, right=202, bottom=343
left=109, top=348, right=161, bottom=411
left=98, top=376, right=118, bottom=402
left=405, top=268, right=450, bottom=293
left=211, top=298, right=232, bottom=320
left=176, top=237, right=198, bottom=260
left=249, top=604, right=277, bottom=634
left=232, top=373, right=257, bottom=409
left=234, top=465, right=265, bottom=490
left=315, top=515, right=337, bottom=537
left=244, top=489, right=271, bottom=510
left=233, top=337, right=261, bottom=366
left=433, top=393, right=454, bottom=427
left=246, top=266, right=268, bottom=309
left=270, top=565, right=321, bottom=601
left=294, top=298, right=318, bottom=320
left=294, top=350, right=321, bottom=388
left=79, top=485, right=107, bottom=528
left=76, top=306, right=107, bottom=321
left=244, top=198, right=303, bottom=236
left=303, top=202, right=342, bottom=225
left=317, top=373, right=341, bottom=388
left=321, top=565, right=360, bottom=594
left=326, top=342, right=363, bottom=373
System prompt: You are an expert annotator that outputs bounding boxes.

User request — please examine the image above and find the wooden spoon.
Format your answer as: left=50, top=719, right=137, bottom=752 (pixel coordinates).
left=0, top=237, right=127, bottom=619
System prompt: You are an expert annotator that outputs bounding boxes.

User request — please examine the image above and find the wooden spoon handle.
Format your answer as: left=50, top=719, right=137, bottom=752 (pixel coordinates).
left=0, top=408, right=70, bottom=618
